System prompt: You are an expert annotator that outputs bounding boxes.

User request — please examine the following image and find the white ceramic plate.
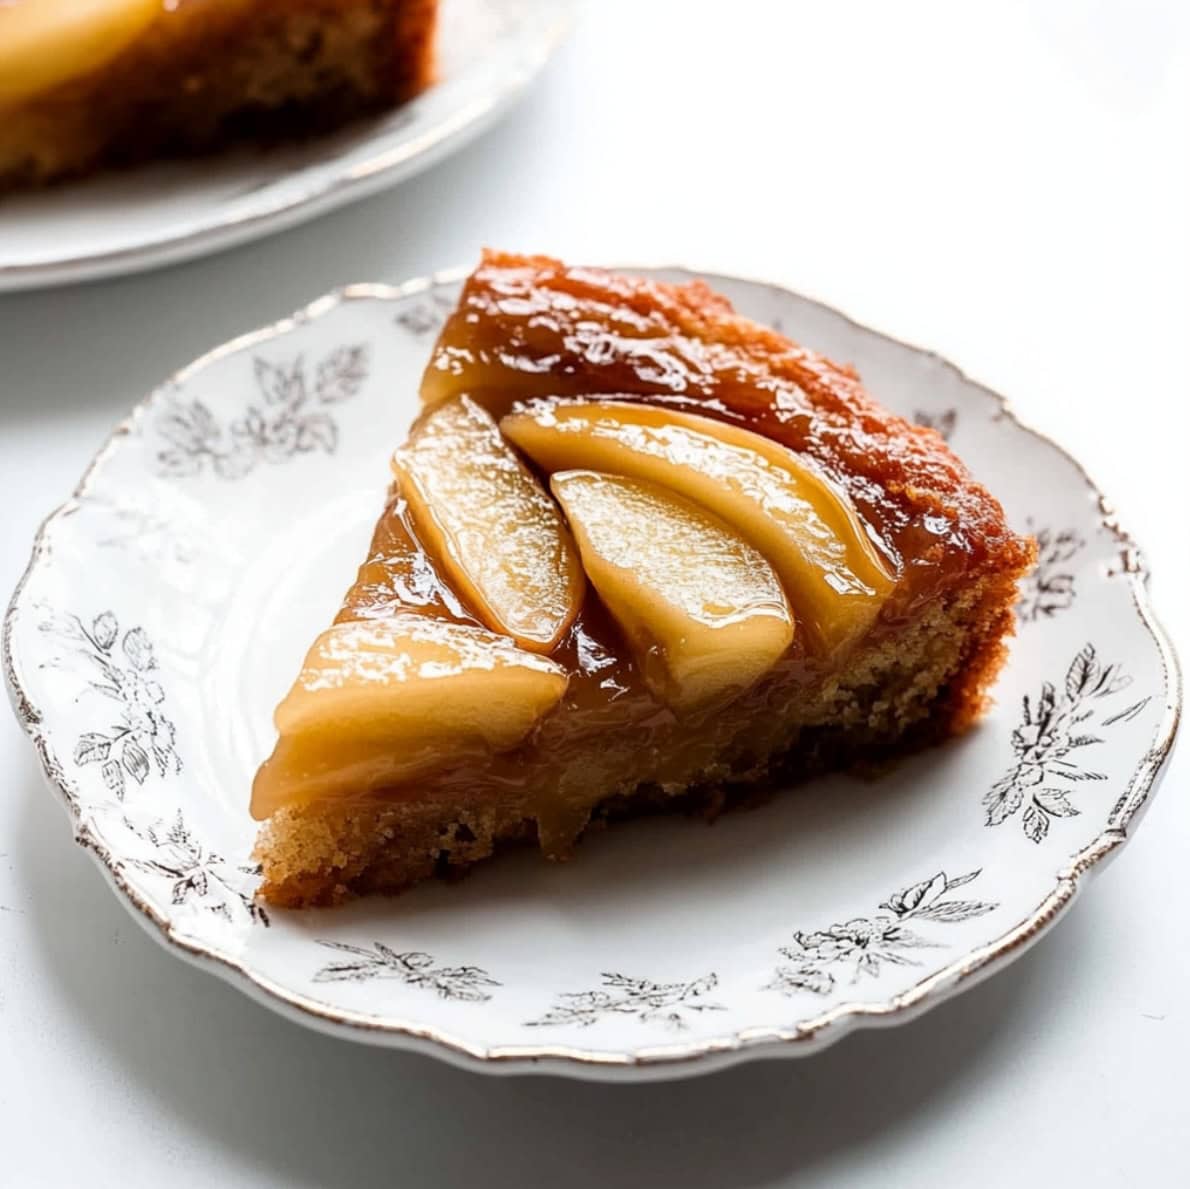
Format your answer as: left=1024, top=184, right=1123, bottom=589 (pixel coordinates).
left=0, top=0, right=573, bottom=292
left=4, top=268, right=1180, bottom=1081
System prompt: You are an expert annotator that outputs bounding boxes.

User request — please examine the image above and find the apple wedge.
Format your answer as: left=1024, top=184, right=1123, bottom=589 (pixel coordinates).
left=0, top=0, right=161, bottom=106
left=502, top=400, right=893, bottom=654
left=251, top=616, right=569, bottom=816
left=392, top=396, right=584, bottom=653
left=551, top=471, right=794, bottom=712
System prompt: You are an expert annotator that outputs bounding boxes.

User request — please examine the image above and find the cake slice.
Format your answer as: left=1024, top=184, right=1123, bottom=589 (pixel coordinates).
left=0, top=0, right=437, bottom=191
left=252, top=252, right=1035, bottom=907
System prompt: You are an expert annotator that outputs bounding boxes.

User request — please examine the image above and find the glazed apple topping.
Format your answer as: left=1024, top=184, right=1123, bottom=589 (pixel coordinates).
left=250, top=615, right=569, bottom=817
left=391, top=395, right=585, bottom=653
left=256, top=394, right=899, bottom=816
left=502, top=399, right=893, bottom=655
left=551, top=470, right=795, bottom=712
left=0, top=0, right=161, bottom=107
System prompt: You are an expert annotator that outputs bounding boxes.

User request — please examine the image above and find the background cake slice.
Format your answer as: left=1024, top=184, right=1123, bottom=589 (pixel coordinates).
left=0, top=0, right=437, bottom=191
left=252, top=253, right=1036, bottom=907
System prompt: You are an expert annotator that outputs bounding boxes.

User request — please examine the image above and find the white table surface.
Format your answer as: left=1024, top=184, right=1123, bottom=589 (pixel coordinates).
left=2, top=2, right=1188, bottom=1185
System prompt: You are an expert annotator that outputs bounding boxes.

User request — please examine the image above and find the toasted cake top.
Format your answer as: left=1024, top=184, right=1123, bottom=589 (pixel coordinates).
left=421, top=251, right=1034, bottom=605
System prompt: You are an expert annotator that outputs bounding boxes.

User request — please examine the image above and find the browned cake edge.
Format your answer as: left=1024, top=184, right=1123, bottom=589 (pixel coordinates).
left=254, top=564, right=1026, bottom=908
left=0, top=0, right=438, bottom=191
left=429, top=249, right=1035, bottom=588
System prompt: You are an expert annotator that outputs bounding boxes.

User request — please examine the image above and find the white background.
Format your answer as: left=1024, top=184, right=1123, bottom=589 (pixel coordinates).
left=1, top=1, right=1188, bottom=1184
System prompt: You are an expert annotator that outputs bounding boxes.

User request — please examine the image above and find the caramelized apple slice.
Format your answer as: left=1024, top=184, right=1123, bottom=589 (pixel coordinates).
left=552, top=471, right=794, bottom=712
left=391, top=396, right=584, bottom=653
left=251, top=616, right=568, bottom=817
left=503, top=401, right=893, bottom=653
left=0, top=0, right=160, bottom=106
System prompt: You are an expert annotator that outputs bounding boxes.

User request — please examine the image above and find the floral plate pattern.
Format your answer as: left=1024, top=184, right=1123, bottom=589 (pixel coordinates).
left=4, top=268, right=1180, bottom=1081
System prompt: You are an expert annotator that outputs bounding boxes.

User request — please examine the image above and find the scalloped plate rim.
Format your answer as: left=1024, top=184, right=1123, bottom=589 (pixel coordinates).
left=3, top=265, right=1181, bottom=1081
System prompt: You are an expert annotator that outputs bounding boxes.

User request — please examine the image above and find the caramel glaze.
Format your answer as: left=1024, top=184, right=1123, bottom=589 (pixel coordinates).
left=264, top=253, right=1033, bottom=837
left=325, top=490, right=815, bottom=849
left=421, top=251, right=1034, bottom=625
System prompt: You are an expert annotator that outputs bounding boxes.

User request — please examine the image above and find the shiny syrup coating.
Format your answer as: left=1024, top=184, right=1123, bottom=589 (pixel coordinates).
left=550, top=470, right=795, bottom=713
left=391, top=394, right=583, bottom=653
left=338, top=493, right=647, bottom=713
left=421, top=251, right=1033, bottom=620
left=501, top=399, right=891, bottom=654
left=330, top=484, right=817, bottom=844
left=290, top=254, right=1032, bottom=827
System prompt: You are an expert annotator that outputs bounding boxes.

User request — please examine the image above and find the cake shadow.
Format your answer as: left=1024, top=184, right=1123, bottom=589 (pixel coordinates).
left=15, top=736, right=1091, bottom=1189
left=299, top=729, right=989, bottom=943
